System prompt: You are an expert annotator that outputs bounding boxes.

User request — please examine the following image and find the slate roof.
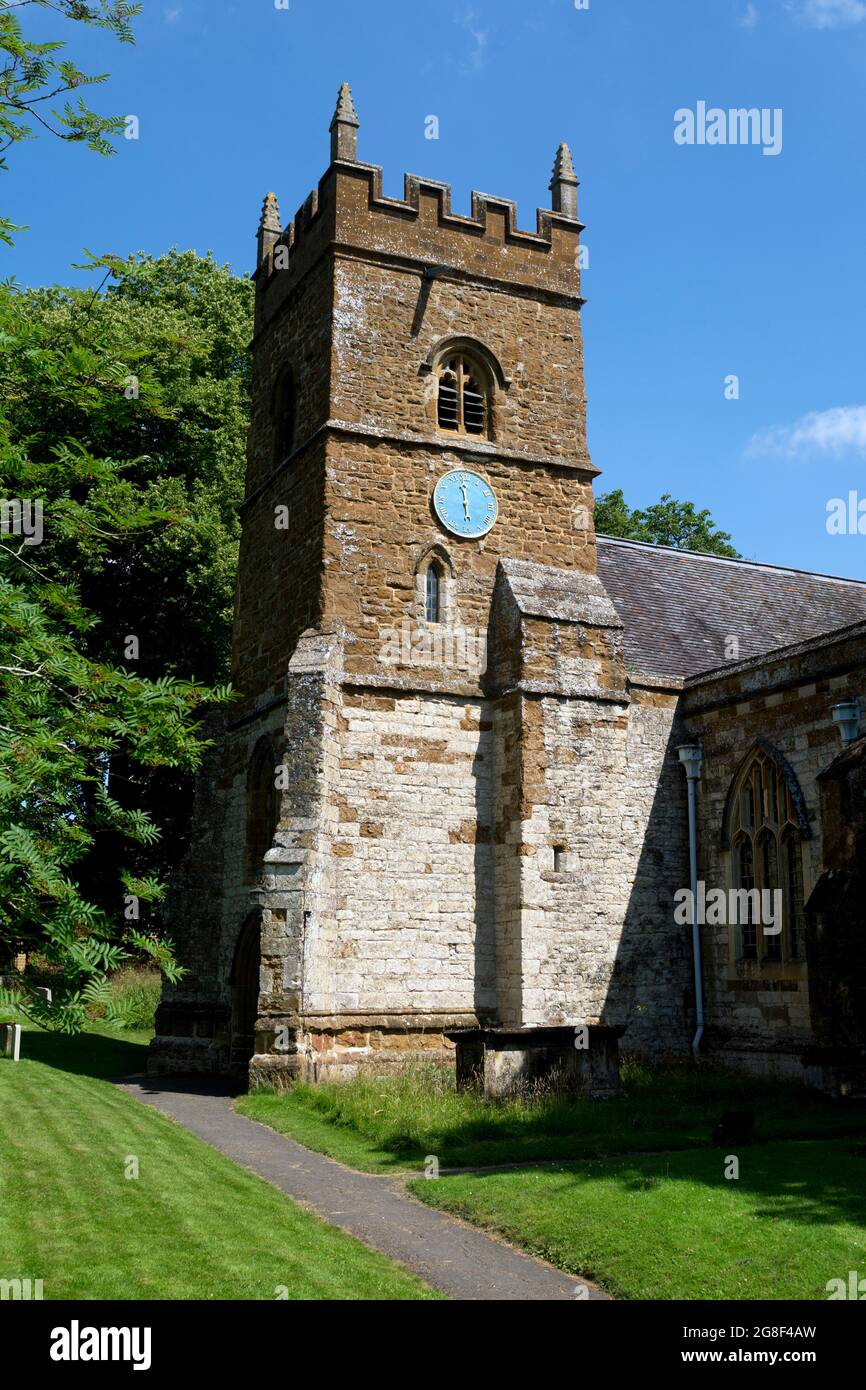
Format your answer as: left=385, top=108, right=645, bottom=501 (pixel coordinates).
left=595, top=536, right=866, bottom=681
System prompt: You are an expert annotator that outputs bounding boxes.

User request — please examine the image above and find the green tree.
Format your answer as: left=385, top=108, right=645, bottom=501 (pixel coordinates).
left=0, top=254, right=252, bottom=956
left=0, top=290, right=231, bottom=1030
left=1, top=0, right=140, bottom=244
left=4, top=251, right=254, bottom=686
left=594, top=488, right=739, bottom=557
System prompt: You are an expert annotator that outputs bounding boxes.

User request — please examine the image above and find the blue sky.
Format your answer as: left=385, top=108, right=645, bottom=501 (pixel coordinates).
left=6, top=0, right=866, bottom=575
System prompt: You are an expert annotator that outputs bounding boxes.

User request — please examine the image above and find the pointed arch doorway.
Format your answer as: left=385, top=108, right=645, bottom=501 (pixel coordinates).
left=230, top=912, right=261, bottom=1076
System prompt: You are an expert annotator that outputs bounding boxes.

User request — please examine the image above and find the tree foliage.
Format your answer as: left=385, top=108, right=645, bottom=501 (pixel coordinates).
left=594, top=488, right=739, bottom=557
left=1, top=0, right=140, bottom=244
left=0, top=257, right=242, bottom=1031
left=4, top=250, right=254, bottom=684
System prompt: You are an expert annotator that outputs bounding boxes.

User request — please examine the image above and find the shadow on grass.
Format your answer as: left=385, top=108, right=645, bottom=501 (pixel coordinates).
left=19, top=1026, right=152, bottom=1081
left=15, top=1025, right=250, bottom=1100
left=421, top=1137, right=866, bottom=1233
left=245, top=1061, right=866, bottom=1176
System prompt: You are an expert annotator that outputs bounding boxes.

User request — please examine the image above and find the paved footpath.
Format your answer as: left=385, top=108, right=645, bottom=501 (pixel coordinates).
left=118, top=1076, right=608, bottom=1302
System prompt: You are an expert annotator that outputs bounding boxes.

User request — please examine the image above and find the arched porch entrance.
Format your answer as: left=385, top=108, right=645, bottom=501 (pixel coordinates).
left=230, top=912, right=261, bottom=1077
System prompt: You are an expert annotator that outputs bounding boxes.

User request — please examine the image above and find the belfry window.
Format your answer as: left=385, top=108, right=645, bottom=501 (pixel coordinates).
left=727, top=747, right=805, bottom=963
left=437, top=355, right=488, bottom=437
left=425, top=562, right=441, bottom=623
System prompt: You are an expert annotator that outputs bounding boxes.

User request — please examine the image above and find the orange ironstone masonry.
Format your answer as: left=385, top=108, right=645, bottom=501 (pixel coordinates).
left=149, top=86, right=866, bottom=1096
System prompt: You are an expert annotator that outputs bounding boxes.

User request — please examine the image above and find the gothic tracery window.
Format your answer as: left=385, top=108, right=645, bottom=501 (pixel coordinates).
left=436, top=354, right=488, bottom=437
left=728, top=747, right=805, bottom=963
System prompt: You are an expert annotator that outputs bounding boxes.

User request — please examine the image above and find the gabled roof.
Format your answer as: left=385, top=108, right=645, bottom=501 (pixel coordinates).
left=595, top=535, right=866, bottom=681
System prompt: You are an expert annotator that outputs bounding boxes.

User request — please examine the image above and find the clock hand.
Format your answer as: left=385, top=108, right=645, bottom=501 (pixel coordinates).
left=460, top=480, right=470, bottom=519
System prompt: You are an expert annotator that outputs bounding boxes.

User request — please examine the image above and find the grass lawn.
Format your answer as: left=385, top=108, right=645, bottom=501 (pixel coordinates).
left=0, top=1025, right=439, bottom=1300
left=237, top=1059, right=866, bottom=1172
left=410, top=1140, right=866, bottom=1300
left=239, top=1061, right=866, bottom=1300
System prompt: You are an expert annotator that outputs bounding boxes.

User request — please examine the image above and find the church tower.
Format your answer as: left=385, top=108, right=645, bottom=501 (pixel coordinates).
left=150, top=85, right=653, bottom=1085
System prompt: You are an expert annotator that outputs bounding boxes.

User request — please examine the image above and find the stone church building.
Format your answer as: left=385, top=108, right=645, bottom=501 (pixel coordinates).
left=150, top=86, right=866, bottom=1094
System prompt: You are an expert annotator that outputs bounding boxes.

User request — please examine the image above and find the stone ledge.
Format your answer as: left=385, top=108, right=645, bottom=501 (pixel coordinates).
left=495, top=680, right=630, bottom=704
left=241, top=418, right=598, bottom=512
left=300, top=1011, right=484, bottom=1031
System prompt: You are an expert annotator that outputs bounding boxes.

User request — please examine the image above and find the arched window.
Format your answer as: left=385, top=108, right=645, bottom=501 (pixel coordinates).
left=425, top=561, right=441, bottom=623
left=727, top=746, right=806, bottom=962
left=436, top=354, right=488, bottom=437
left=272, top=368, right=295, bottom=465
left=414, top=546, right=453, bottom=629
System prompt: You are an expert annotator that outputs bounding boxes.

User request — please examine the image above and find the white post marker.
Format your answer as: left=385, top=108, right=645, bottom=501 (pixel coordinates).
left=1, top=1022, right=22, bottom=1060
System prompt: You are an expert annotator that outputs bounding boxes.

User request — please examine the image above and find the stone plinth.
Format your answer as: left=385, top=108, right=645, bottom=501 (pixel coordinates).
left=446, top=1025, right=624, bottom=1099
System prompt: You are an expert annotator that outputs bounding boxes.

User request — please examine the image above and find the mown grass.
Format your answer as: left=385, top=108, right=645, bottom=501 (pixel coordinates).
left=0, top=1025, right=439, bottom=1300
left=239, top=1059, right=866, bottom=1300
left=410, top=1139, right=866, bottom=1301
left=237, top=1058, right=866, bottom=1173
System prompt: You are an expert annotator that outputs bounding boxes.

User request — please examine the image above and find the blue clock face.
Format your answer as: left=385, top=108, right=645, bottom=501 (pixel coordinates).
left=432, top=469, right=498, bottom=539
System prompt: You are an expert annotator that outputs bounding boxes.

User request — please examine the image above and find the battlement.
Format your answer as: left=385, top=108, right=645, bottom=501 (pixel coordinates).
left=254, top=84, right=584, bottom=314
left=264, top=162, right=584, bottom=266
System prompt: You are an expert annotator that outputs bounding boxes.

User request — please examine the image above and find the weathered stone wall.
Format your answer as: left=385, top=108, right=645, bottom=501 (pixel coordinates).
left=289, top=683, right=495, bottom=1078
left=321, top=436, right=595, bottom=684
left=485, top=560, right=693, bottom=1053
left=249, top=253, right=334, bottom=494
left=328, top=254, right=588, bottom=462
left=681, top=624, right=866, bottom=1080
left=150, top=702, right=287, bottom=1075
left=230, top=438, right=327, bottom=719
left=492, top=686, right=692, bottom=1050
left=311, top=686, right=495, bottom=1014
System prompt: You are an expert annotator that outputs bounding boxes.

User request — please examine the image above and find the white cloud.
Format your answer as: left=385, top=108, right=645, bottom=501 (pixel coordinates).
left=748, top=405, right=866, bottom=457
left=740, top=2, right=760, bottom=27
left=457, top=9, right=490, bottom=71
left=164, top=6, right=182, bottom=22
left=788, top=0, right=866, bottom=28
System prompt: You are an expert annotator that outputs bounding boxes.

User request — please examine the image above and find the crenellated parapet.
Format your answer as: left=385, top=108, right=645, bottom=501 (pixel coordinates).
left=254, top=82, right=585, bottom=322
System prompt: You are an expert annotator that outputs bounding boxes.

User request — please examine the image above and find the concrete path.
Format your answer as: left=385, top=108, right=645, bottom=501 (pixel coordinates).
left=118, top=1076, right=607, bottom=1302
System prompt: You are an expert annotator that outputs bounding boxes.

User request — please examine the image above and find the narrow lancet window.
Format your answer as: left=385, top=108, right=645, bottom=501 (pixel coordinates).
left=425, top=563, right=441, bottom=623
